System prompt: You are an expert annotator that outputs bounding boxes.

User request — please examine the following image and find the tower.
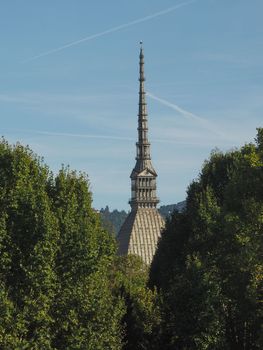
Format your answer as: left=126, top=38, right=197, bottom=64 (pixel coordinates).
left=117, top=43, right=165, bottom=265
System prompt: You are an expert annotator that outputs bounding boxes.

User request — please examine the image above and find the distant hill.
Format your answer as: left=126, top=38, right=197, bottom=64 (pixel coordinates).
left=100, top=206, right=128, bottom=236
left=100, top=201, right=186, bottom=235
left=158, top=201, right=186, bottom=217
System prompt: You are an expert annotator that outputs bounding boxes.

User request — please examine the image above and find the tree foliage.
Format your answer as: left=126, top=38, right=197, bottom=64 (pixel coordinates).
left=150, top=129, right=263, bottom=349
left=1, top=128, right=262, bottom=349
left=0, top=140, right=124, bottom=349
left=111, top=255, right=161, bottom=350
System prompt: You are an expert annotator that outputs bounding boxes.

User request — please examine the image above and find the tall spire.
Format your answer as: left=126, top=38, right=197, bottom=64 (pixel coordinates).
left=129, top=43, right=159, bottom=210
left=138, top=41, right=147, bottom=128
left=137, top=41, right=151, bottom=162
left=117, top=43, right=164, bottom=265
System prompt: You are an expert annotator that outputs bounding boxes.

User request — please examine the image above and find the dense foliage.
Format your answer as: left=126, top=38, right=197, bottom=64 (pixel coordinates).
left=111, top=255, right=161, bottom=350
left=0, top=140, right=124, bottom=349
left=150, top=129, right=263, bottom=349
left=0, top=129, right=262, bottom=349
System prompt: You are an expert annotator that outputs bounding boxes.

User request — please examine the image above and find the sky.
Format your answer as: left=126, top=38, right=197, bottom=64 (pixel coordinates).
left=1, top=0, right=263, bottom=210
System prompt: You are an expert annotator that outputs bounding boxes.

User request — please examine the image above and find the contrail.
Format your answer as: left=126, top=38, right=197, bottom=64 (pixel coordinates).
left=9, top=128, right=222, bottom=147
left=22, top=0, right=197, bottom=63
left=146, top=92, right=224, bottom=137
left=21, top=129, right=134, bottom=141
left=147, top=92, right=206, bottom=124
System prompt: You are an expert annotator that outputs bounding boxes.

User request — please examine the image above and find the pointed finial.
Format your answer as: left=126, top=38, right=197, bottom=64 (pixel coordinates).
left=139, top=41, right=144, bottom=60
left=140, top=41, right=143, bottom=54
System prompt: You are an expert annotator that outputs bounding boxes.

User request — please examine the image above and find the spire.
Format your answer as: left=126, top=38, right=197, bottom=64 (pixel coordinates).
left=117, top=43, right=164, bottom=265
left=129, top=43, right=159, bottom=210
left=136, top=42, right=152, bottom=164
left=138, top=41, right=147, bottom=123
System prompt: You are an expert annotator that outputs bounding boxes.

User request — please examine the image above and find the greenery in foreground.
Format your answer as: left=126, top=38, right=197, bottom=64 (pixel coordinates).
left=150, top=128, right=263, bottom=349
left=0, top=129, right=262, bottom=349
left=0, top=139, right=157, bottom=349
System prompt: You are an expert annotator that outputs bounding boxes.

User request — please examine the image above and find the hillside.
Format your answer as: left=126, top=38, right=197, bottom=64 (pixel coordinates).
left=158, top=201, right=186, bottom=217
left=100, top=206, right=128, bottom=235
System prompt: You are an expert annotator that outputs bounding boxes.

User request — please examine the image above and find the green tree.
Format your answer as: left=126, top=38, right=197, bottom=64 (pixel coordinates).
left=150, top=129, right=263, bottom=349
left=49, top=167, right=124, bottom=349
left=111, top=255, right=161, bottom=350
left=0, top=140, right=58, bottom=349
left=0, top=140, right=125, bottom=349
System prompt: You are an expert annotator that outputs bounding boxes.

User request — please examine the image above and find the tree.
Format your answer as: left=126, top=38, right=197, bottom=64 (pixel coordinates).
left=49, top=167, right=124, bottom=349
left=0, top=140, right=125, bottom=349
left=0, top=140, right=58, bottom=349
left=111, top=255, right=161, bottom=350
left=150, top=129, right=263, bottom=349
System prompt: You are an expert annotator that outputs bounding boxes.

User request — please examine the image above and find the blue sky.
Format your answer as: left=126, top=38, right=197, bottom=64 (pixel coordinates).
left=1, top=0, right=263, bottom=210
